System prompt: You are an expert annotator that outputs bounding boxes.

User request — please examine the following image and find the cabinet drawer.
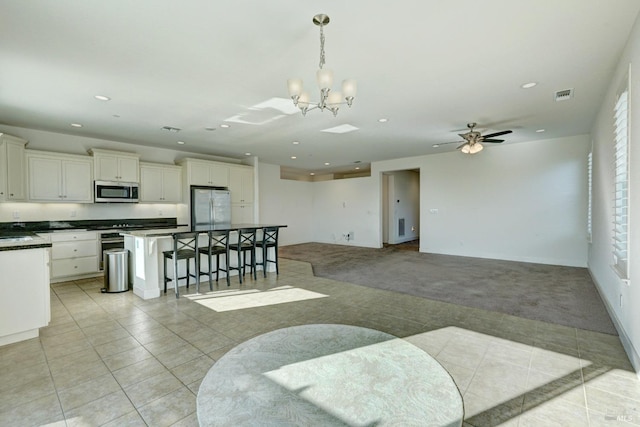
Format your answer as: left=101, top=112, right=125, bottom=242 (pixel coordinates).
left=52, top=257, right=98, bottom=278
left=50, top=231, right=97, bottom=243
left=51, top=240, right=98, bottom=260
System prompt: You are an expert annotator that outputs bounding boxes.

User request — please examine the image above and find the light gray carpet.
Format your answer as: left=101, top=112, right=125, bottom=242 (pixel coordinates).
left=280, top=243, right=617, bottom=335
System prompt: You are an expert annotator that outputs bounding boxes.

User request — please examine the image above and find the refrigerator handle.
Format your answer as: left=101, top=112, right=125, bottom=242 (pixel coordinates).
left=210, top=199, right=215, bottom=224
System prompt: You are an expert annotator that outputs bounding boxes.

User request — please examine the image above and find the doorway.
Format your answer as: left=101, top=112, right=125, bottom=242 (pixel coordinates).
left=382, top=169, right=420, bottom=247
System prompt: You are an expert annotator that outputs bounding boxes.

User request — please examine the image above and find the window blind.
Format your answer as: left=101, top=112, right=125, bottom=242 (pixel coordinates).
left=613, top=88, right=629, bottom=279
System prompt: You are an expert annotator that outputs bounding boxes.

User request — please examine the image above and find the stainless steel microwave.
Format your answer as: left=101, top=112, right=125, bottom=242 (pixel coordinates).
left=94, top=180, right=139, bottom=203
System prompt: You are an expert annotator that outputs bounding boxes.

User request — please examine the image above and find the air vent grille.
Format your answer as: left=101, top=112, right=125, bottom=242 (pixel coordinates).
left=555, top=89, right=574, bottom=102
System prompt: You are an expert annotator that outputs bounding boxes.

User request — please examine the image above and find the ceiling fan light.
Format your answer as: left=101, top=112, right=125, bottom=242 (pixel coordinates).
left=461, top=144, right=471, bottom=154
left=470, top=143, right=484, bottom=154
left=316, top=68, right=334, bottom=90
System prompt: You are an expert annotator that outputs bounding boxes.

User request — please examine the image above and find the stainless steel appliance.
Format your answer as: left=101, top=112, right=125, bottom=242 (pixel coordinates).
left=94, top=180, right=139, bottom=203
left=191, top=186, right=231, bottom=231
left=99, top=231, right=124, bottom=270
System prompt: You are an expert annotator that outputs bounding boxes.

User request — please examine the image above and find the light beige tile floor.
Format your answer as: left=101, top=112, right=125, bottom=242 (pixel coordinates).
left=0, top=258, right=638, bottom=426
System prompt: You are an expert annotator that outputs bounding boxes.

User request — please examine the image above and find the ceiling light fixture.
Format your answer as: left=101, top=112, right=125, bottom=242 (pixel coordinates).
left=521, top=82, right=537, bottom=89
left=245, top=152, right=251, bottom=156
left=177, top=141, right=185, bottom=145
left=378, top=118, right=388, bottom=123
left=324, top=162, right=330, bottom=166
left=220, top=124, right=230, bottom=128
left=292, top=141, right=300, bottom=145
left=291, top=156, right=297, bottom=159
left=94, top=95, right=110, bottom=101
left=287, top=14, right=356, bottom=117
left=536, top=129, right=546, bottom=133
left=70, top=123, right=82, bottom=128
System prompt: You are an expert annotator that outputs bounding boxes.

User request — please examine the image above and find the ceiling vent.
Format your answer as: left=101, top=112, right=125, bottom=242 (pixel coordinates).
left=161, top=126, right=181, bottom=132
left=554, top=89, right=574, bottom=102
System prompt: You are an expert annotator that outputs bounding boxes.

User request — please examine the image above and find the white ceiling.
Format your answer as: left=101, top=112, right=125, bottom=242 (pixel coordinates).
left=1, top=0, right=639, bottom=174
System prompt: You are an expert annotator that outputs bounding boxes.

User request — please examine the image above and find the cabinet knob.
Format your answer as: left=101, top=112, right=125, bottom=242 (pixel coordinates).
left=73, top=249, right=77, bottom=252
left=74, top=266, right=78, bottom=269
left=0, top=192, right=3, bottom=195
left=10, top=193, right=14, bottom=196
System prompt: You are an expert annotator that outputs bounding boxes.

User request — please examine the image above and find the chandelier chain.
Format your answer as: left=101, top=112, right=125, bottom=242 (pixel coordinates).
left=319, top=24, right=326, bottom=69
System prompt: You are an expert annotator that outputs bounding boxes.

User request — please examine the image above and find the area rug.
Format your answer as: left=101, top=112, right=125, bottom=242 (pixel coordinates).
left=196, top=324, right=463, bottom=426
left=280, top=243, right=617, bottom=335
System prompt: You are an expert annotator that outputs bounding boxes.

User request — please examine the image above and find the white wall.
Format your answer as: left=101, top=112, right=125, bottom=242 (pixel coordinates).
left=312, top=177, right=380, bottom=247
left=589, top=11, right=640, bottom=371
left=374, top=135, right=590, bottom=267
left=258, top=163, right=314, bottom=246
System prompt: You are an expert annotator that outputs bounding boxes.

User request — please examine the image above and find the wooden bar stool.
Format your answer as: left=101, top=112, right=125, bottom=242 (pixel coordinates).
left=163, top=232, right=202, bottom=298
left=256, top=227, right=279, bottom=277
left=198, top=230, right=232, bottom=287
left=228, top=228, right=257, bottom=283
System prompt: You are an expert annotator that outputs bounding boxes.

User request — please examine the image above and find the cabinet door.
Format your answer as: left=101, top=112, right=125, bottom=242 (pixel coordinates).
left=209, top=165, right=229, bottom=187
left=140, top=166, right=163, bottom=202
left=118, top=157, right=139, bottom=182
left=229, top=167, right=253, bottom=204
left=6, top=142, right=26, bottom=200
left=231, top=203, right=254, bottom=223
left=95, top=154, right=119, bottom=181
left=29, top=157, right=62, bottom=201
left=190, top=162, right=212, bottom=186
left=63, top=160, right=92, bottom=201
left=161, top=167, right=182, bottom=202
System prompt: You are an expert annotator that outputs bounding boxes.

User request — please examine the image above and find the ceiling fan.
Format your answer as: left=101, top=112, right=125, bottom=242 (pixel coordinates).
left=437, top=123, right=513, bottom=154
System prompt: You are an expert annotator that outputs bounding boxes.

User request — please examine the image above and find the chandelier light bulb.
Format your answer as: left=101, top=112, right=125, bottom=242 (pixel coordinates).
left=316, top=69, right=334, bottom=90
left=287, top=79, right=303, bottom=97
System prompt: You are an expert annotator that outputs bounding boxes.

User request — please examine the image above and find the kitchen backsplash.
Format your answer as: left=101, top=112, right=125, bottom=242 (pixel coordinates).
left=0, top=202, right=183, bottom=223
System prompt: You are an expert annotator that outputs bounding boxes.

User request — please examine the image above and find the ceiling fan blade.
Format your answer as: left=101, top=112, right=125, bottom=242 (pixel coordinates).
left=482, top=139, right=504, bottom=143
left=482, top=130, right=512, bottom=139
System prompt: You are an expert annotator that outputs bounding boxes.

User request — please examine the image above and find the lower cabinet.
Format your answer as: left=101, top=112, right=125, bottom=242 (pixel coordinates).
left=50, top=231, right=100, bottom=280
left=231, top=203, right=254, bottom=223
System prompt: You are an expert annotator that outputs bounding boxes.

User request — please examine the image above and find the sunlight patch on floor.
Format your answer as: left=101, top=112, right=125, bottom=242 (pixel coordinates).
left=188, top=286, right=328, bottom=312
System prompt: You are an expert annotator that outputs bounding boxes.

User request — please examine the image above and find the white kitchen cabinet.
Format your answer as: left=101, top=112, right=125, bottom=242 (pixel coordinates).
left=229, top=165, right=254, bottom=204
left=50, top=231, right=99, bottom=280
left=140, top=163, right=183, bottom=203
left=179, top=158, right=230, bottom=187
left=231, top=203, right=254, bottom=223
left=89, top=148, right=140, bottom=182
left=0, top=134, right=27, bottom=202
left=0, top=246, right=50, bottom=346
left=26, top=151, right=93, bottom=202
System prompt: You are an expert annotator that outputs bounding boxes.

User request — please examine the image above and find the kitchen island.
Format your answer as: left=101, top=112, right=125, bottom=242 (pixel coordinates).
left=123, top=224, right=286, bottom=300
left=0, top=232, right=52, bottom=346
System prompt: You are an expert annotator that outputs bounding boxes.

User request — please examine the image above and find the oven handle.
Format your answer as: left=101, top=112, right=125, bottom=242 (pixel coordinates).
left=101, top=238, right=124, bottom=243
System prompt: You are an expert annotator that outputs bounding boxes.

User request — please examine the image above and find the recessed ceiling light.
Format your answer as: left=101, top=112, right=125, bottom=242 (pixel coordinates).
left=94, top=95, right=110, bottom=101
left=521, top=82, right=537, bottom=89
left=432, top=144, right=440, bottom=148
left=536, top=129, right=546, bottom=133
left=220, top=124, right=230, bottom=128
left=71, top=123, right=82, bottom=128
left=177, top=141, right=185, bottom=145
left=310, top=173, right=315, bottom=176
left=112, top=114, right=120, bottom=118
left=291, top=156, right=297, bottom=159
left=245, top=152, right=251, bottom=156
left=355, top=167, right=360, bottom=170
left=205, top=127, right=216, bottom=131
left=324, top=162, right=330, bottom=166
left=292, top=141, right=300, bottom=145
left=378, top=118, right=388, bottom=123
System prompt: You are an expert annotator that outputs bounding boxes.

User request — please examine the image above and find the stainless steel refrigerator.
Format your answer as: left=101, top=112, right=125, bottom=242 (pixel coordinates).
left=191, top=186, right=231, bottom=231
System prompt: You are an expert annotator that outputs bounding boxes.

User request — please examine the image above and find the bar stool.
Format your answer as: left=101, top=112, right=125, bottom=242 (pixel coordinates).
left=163, top=232, right=202, bottom=298
left=256, top=227, right=279, bottom=277
left=228, top=228, right=257, bottom=283
left=198, top=230, right=232, bottom=287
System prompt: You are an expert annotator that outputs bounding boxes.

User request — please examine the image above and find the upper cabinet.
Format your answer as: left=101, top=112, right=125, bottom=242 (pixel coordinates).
left=0, top=134, right=27, bottom=202
left=139, top=163, right=182, bottom=203
left=26, top=151, right=93, bottom=202
left=89, top=149, right=140, bottom=182
left=229, top=165, right=254, bottom=204
left=179, top=158, right=229, bottom=187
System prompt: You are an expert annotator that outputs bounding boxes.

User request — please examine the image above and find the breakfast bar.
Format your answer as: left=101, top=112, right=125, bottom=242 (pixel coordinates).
left=123, top=224, right=286, bottom=300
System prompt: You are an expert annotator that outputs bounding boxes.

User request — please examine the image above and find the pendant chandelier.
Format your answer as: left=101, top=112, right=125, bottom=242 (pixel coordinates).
left=287, top=14, right=357, bottom=117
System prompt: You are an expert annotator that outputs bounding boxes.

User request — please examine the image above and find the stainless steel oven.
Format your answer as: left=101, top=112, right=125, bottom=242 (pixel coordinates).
left=99, top=232, right=124, bottom=271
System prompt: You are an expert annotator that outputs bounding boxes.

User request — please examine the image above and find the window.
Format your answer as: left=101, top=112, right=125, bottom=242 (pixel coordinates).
left=612, top=78, right=629, bottom=280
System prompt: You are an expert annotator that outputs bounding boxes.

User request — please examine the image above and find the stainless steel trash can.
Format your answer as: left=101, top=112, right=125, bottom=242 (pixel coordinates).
left=102, top=249, right=129, bottom=293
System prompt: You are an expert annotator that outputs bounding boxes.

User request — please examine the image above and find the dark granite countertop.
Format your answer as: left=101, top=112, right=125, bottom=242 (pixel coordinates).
left=0, top=218, right=181, bottom=233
